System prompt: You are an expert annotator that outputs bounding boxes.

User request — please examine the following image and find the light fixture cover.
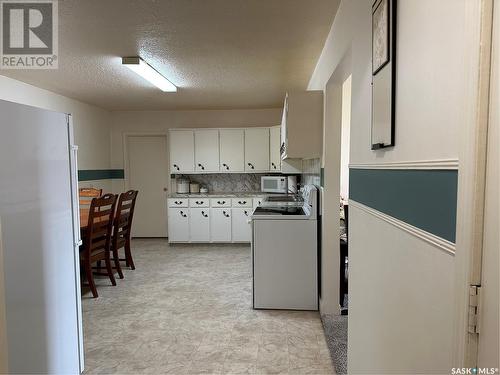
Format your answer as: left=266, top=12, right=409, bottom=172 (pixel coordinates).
left=122, top=57, right=177, bottom=92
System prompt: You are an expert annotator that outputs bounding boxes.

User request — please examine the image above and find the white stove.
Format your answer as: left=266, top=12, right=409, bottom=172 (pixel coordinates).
left=251, top=185, right=319, bottom=310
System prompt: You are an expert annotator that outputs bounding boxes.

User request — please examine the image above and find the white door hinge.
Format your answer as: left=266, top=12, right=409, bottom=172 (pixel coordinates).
left=468, top=285, right=481, bottom=334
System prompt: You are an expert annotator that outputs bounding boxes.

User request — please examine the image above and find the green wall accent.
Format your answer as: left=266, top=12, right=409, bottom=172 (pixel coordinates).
left=78, top=169, right=124, bottom=181
left=349, top=169, right=458, bottom=243
left=320, top=168, right=324, bottom=187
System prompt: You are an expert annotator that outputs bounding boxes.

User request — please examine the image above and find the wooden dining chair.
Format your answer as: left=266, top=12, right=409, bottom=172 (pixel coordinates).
left=79, top=188, right=102, bottom=208
left=111, top=190, right=139, bottom=278
left=80, top=193, right=118, bottom=298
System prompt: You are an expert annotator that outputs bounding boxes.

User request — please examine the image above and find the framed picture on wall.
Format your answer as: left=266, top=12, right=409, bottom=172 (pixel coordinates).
left=371, top=0, right=396, bottom=150
left=372, top=0, right=390, bottom=75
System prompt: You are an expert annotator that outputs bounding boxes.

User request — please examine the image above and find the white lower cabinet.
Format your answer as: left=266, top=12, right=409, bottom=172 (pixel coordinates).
left=189, top=208, right=210, bottom=242
left=232, top=208, right=252, bottom=242
left=168, top=208, right=189, bottom=242
left=210, top=208, right=232, bottom=242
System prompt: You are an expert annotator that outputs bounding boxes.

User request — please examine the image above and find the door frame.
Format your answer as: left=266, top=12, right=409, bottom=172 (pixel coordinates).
left=453, top=0, right=494, bottom=367
left=122, top=132, right=170, bottom=191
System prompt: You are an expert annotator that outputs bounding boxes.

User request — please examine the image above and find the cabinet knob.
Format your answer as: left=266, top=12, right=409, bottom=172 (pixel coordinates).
left=223, top=210, right=230, bottom=217
left=238, top=201, right=247, bottom=205
left=180, top=211, right=187, bottom=218
left=222, top=163, right=229, bottom=170
left=173, top=164, right=180, bottom=171
left=244, top=210, right=248, bottom=216
left=217, top=200, right=226, bottom=205
left=247, top=162, right=255, bottom=169
left=271, top=162, right=276, bottom=169
left=198, top=163, right=205, bottom=170
left=201, top=211, right=208, bottom=217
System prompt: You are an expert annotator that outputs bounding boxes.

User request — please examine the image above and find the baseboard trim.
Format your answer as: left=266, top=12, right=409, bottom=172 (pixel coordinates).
left=349, top=200, right=456, bottom=255
left=349, top=159, right=459, bottom=170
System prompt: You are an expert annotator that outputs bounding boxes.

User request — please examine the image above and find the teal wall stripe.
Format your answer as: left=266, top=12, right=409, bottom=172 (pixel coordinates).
left=78, top=169, right=124, bottom=181
left=320, top=168, right=325, bottom=187
left=349, top=169, right=458, bottom=243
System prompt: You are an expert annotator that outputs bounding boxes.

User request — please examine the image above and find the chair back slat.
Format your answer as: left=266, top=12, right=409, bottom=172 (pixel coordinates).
left=112, top=190, right=138, bottom=246
left=83, top=193, right=117, bottom=258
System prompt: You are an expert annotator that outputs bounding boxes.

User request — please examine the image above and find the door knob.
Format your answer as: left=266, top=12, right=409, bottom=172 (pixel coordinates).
left=163, top=188, right=168, bottom=192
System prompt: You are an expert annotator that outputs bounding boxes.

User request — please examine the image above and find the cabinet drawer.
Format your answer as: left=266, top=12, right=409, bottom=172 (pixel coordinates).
left=232, top=198, right=252, bottom=208
left=189, top=198, right=209, bottom=207
left=168, top=198, right=188, bottom=208
left=210, top=198, right=231, bottom=207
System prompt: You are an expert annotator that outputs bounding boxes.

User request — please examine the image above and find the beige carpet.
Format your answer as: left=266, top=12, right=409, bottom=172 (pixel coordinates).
left=82, top=239, right=335, bottom=374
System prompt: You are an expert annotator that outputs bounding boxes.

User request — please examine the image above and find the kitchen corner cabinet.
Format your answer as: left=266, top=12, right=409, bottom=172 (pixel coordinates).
left=219, top=129, right=245, bottom=172
left=269, top=126, right=281, bottom=172
left=210, top=208, right=232, bottom=242
left=244, top=128, right=270, bottom=172
left=232, top=208, right=252, bottom=242
left=281, top=91, right=323, bottom=159
left=170, top=130, right=195, bottom=173
left=168, top=208, right=190, bottom=242
left=194, top=129, right=219, bottom=172
left=189, top=208, right=210, bottom=242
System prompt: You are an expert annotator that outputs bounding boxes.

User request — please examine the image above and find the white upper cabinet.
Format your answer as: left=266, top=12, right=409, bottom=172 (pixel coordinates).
left=281, top=91, right=323, bottom=159
left=244, top=128, right=270, bottom=172
left=170, top=130, right=194, bottom=173
left=219, top=129, right=245, bottom=172
left=194, top=130, right=219, bottom=172
left=269, top=126, right=281, bottom=172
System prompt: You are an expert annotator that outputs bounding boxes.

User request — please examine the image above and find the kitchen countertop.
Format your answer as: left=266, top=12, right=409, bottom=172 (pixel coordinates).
left=168, top=191, right=265, bottom=198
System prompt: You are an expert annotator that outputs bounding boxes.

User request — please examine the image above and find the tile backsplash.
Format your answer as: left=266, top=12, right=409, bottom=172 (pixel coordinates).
left=302, top=158, right=321, bottom=186
left=175, top=174, right=266, bottom=193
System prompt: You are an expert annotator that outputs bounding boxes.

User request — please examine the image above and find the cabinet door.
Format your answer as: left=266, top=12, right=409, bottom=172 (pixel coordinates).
left=194, top=129, right=219, bottom=172
left=189, top=208, right=210, bottom=242
left=210, top=208, right=232, bottom=242
left=269, top=126, right=281, bottom=172
left=168, top=208, right=189, bottom=242
left=219, top=129, right=245, bottom=172
left=244, top=128, right=270, bottom=172
left=170, top=130, right=194, bottom=173
left=232, top=208, right=252, bottom=242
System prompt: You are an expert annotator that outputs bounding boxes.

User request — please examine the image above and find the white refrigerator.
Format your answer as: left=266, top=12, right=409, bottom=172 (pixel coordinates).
left=0, top=100, right=84, bottom=374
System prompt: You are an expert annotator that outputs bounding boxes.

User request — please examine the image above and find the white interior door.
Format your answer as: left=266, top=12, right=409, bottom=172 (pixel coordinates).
left=127, top=135, right=169, bottom=237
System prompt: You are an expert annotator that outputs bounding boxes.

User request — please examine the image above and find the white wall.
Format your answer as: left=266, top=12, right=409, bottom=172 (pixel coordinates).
left=308, top=0, right=469, bottom=372
left=110, top=108, right=282, bottom=191
left=0, top=75, right=113, bottom=191
left=0, top=219, right=7, bottom=373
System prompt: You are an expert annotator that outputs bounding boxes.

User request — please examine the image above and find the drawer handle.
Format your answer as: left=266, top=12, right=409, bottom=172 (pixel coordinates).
left=217, top=200, right=226, bottom=205
left=174, top=201, right=182, bottom=205
left=223, top=210, right=230, bottom=218
left=247, top=162, right=255, bottom=170
left=222, top=163, right=229, bottom=170
left=244, top=210, right=249, bottom=216
left=195, top=201, right=204, bottom=205
left=271, top=162, right=277, bottom=169
left=197, top=163, right=205, bottom=170
left=173, top=164, right=180, bottom=171
left=180, top=211, right=187, bottom=218
left=201, top=211, right=208, bottom=217
left=238, top=201, right=247, bottom=205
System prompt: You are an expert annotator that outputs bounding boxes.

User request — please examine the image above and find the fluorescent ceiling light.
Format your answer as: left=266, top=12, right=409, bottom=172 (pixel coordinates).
left=122, top=57, right=177, bottom=92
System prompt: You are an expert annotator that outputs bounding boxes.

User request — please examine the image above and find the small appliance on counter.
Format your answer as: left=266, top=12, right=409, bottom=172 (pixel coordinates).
left=189, top=182, right=200, bottom=193
left=261, top=175, right=287, bottom=193
left=176, top=178, right=190, bottom=194
left=200, top=186, right=209, bottom=194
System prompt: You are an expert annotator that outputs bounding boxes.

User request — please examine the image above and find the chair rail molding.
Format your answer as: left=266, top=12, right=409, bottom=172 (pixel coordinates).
left=349, top=159, right=459, bottom=170
left=349, top=200, right=456, bottom=255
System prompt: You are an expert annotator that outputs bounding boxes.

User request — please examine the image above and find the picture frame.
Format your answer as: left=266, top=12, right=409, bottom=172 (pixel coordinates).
left=372, top=0, right=390, bottom=76
left=371, top=0, right=396, bottom=150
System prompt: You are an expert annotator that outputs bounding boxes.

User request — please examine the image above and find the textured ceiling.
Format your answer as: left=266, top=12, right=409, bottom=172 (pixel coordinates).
left=1, top=0, right=339, bottom=110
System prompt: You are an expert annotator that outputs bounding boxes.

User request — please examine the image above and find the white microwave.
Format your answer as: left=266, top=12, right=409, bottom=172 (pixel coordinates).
left=261, top=176, right=288, bottom=193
